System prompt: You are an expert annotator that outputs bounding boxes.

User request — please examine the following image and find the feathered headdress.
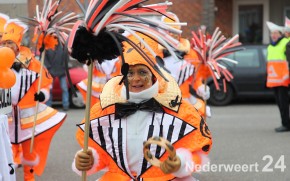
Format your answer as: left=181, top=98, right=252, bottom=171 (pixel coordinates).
left=68, top=1, right=183, bottom=73
left=2, top=19, right=28, bottom=48
left=0, top=13, right=9, bottom=34
left=23, top=0, right=81, bottom=51
left=191, top=27, right=244, bottom=90
left=23, top=0, right=81, bottom=154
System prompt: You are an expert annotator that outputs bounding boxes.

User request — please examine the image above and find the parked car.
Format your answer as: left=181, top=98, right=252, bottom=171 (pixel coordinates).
left=207, top=44, right=280, bottom=106
left=51, top=66, right=87, bottom=108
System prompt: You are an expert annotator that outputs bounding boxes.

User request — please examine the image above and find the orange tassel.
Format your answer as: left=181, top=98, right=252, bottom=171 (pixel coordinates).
left=33, top=33, right=58, bottom=51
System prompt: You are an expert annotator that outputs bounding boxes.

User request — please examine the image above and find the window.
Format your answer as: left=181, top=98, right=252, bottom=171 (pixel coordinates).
left=284, top=7, right=290, bottom=18
left=238, top=5, right=263, bottom=44
left=235, top=49, right=260, bottom=68
left=262, top=48, right=267, bottom=61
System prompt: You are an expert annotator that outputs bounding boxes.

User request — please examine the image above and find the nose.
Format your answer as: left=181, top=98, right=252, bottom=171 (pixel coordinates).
left=129, top=74, right=141, bottom=83
left=131, top=73, right=142, bottom=81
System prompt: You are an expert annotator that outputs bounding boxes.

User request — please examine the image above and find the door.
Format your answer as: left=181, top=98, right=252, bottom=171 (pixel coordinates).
left=238, top=5, right=263, bottom=44
left=233, top=0, right=270, bottom=44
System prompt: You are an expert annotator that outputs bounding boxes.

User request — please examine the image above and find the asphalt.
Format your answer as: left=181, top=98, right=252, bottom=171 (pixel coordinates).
left=15, top=102, right=290, bottom=181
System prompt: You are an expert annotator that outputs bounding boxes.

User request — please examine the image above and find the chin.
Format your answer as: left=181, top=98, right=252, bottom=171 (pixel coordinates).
left=129, top=87, right=146, bottom=93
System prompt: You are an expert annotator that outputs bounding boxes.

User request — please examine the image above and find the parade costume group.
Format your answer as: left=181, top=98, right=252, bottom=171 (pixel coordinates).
left=0, top=11, right=67, bottom=181
left=0, top=0, right=257, bottom=180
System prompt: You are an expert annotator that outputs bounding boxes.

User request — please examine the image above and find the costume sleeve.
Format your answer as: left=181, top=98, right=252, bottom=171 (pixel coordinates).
left=27, top=58, right=53, bottom=102
left=72, top=147, right=102, bottom=176
left=75, top=102, right=108, bottom=174
left=174, top=101, right=212, bottom=175
left=30, top=58, right=53, bottom=90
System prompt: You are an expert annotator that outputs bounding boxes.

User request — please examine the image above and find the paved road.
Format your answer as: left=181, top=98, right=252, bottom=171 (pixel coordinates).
left=16, top=103, right=290, bottom=181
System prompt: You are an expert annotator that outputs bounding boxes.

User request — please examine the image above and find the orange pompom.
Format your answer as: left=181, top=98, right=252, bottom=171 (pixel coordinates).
left=0, top=47, right=16, bottom=68
left=196, top=64, right=211, bottom=80
left=33, top=33, right=58, bottom=51
left=0, top=67, right=16, bottom=88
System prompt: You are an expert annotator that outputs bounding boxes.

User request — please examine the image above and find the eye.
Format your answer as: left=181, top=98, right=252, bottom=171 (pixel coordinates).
left=139, top=70, right=148, bottom=76
left=127, top=71, right=134, bottom=77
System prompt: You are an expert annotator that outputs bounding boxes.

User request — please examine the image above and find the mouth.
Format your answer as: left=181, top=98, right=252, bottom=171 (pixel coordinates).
left=130, top=85, right=144, bottom=92
left=132, top=85, right=144, bottom=88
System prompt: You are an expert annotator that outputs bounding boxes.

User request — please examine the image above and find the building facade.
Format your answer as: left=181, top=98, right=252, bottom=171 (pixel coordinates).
left=1, top=0, right=290, bottom=44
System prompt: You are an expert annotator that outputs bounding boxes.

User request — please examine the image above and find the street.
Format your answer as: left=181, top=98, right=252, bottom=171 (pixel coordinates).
left=15, top=103, right=290, bottom=181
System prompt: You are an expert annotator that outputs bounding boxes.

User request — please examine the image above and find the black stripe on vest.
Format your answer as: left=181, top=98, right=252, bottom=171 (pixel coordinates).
left=178, top=121, right=187, bottom=140
left=14, top=106, right=18, bottom=144
left=177, top=68, right=182, bottom=85
left=166, top=116, right=175, bottom=142
left=155, top=112, right=165, bottom=159
left=139, top=113, right=156, bottom=177
left=108, top=115, right=117, bottom=162
left=24, top=73, right=28, bottom=94
left=29, top=73, right=33, bottom=92
left=117, top=120, right=130, bottom=176
left=17, top=75, right=23, bottom=102
left=97, top=118, right=106, bottom=149
left=89, top=121, right=93, bottom=140
left=181, top=66, right=188, bottom=84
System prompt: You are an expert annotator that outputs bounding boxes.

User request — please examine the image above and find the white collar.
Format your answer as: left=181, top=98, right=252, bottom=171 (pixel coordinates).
left=121, top=81, right=159, bottom=103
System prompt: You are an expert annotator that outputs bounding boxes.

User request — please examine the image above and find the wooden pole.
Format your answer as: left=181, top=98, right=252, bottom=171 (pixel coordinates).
left=203, top=78, right=207, bottom=122
left=30, top=50, right=46, bottom=153
left=81, top=62, right=94, bottom=181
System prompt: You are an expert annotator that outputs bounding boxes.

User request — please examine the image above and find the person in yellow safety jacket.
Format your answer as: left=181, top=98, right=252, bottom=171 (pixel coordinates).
left=1, top=19, right=67, bottom=181
left=266, top=21, right=290, bottom=132
left=284, top=16, right=290, bottom=84
left=72, top=42, right=212, bottom=180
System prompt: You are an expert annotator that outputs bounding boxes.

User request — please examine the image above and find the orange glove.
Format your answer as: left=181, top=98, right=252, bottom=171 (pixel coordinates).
left=160, top=156, right=181, bottom=174
left=75, top=149, right=94, bottom=171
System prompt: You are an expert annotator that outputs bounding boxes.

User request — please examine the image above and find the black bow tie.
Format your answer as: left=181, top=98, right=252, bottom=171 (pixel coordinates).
left=11, top=62, right=22, bottom=72
left=115, top=98, right=164, bottom=119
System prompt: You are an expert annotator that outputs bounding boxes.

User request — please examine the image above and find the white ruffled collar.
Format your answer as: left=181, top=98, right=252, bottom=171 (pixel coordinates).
left=121, top=81, right=159, bottom=103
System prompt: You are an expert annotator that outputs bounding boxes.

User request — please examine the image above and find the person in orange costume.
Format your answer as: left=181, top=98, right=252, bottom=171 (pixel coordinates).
left=160, top=12, right=211, bottom=118
left=77, top=58, right=121, bottom=108
left=184, top=47, right=212, bottom=118
left=0, top=13, right=8, bottom=40
left=1, top=19, right=67, bottom=181
left=72, top=42, right=212, bottom=180
left=0, top=12, right=16, bottom=181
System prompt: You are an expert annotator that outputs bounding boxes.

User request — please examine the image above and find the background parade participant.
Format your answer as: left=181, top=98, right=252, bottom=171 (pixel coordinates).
left=160, top=12, right=211, bottom=118
left=44, top=41, right=70, bottom=111
left=1, top=19, right=67, bottom=181
left=266, top=21, right=290, bottom=132
left=77, top=58, right=121, bottom=108
left=0, top=12, right=16, bottom=181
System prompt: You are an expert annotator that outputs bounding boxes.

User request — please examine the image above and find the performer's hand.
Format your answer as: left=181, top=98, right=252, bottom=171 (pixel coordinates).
left=160, top=155, right=181, bottom=174
left=75, top=149, right=94, bottom=171
left=197, top=84, right=210, bottom=100
left=34, top=91, right=45, bottom=102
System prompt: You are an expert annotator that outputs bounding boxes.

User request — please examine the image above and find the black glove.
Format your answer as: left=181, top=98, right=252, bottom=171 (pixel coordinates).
left=34, top=92, right=45, bottom=102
